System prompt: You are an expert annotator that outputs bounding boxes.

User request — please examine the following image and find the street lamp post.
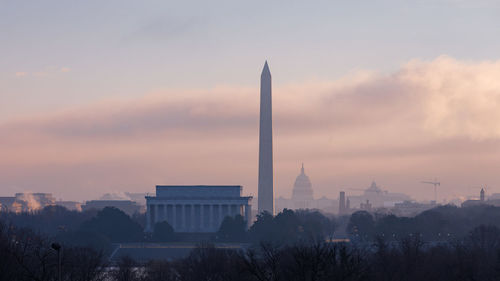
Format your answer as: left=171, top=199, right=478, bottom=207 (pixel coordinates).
left=51, top=243, right=62, bottom=281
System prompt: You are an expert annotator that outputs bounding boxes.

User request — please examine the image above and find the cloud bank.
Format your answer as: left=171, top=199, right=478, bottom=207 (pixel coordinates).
left=2, top=56, right=500, bottom=201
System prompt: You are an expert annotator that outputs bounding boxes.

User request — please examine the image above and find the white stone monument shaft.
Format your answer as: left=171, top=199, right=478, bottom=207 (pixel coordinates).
left=258, top=61, right=274, bottom=215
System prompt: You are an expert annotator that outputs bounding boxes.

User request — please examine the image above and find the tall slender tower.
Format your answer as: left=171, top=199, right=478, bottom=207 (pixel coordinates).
left=258, top=61, right=274, bottom=215
left=339, top=191, right=346, bottom=215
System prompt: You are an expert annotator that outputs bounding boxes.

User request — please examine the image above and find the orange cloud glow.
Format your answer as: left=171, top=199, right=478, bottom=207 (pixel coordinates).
left=2, top=56, right=500, bottom=201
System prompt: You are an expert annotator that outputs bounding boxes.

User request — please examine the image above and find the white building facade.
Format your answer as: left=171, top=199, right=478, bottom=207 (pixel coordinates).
left=275, top=164, right=337, bottom=213
left=145, top=185, right=252, bottom=233
left=291, top=164, right=314, bottom=209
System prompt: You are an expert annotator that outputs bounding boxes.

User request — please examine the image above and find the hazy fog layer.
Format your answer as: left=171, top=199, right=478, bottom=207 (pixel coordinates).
left=2, top=56, right=500, bottom=201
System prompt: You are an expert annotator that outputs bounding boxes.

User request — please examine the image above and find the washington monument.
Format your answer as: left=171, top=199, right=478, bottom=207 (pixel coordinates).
left=258, top=61, right=274, bottom=215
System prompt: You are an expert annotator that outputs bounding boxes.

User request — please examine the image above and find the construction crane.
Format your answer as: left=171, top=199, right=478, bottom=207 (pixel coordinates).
left=421, top=179, right=440, bottom=202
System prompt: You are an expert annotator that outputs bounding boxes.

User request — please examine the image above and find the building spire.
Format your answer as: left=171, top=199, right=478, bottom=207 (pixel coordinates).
left=301, top=163, right=304, bottom=174
left=261, top=61, right=271, bottom=77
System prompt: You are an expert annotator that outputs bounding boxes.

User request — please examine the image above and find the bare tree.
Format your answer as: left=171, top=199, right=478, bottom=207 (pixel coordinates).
left=143, top=260, right=178, bottom=281
left=110, top=256, right=142, bottom=281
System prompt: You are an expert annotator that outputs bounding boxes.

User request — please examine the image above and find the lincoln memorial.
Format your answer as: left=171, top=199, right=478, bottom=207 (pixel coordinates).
left=145, top=185, right=252, bottom=233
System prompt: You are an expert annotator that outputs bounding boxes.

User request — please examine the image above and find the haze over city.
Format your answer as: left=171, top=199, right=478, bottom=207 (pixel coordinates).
left=2, top=0, right=500, bottom=202
left=7, top=2, right=500, bottom=280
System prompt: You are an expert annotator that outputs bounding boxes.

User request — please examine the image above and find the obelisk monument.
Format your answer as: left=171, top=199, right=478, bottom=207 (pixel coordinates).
left=258, top=61, right=274, bottom=215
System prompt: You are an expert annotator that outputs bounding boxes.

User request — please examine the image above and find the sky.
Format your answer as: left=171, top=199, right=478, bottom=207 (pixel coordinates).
left=1, top=0, right=500, bottom=202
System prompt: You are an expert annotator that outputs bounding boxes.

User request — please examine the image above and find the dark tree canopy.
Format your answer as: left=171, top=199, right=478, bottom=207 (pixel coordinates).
left=348, top=205, right=500, bottom=241
left=249, top=209, right=335, bottom=244
left=347, top=211, right=375, bottom=239
left=0, top=205, right=97, bottom=235
left=56, top=229, right=111, bottom=253
left=152, top=221, right=176, bottom=242
left=0, top=221, right=107, bottom=281
left=81, top=207, right=143, bottom=242
left=217, top=215, right=247, bottom=241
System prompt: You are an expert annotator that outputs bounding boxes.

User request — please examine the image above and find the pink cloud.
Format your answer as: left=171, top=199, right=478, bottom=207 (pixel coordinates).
left=2, top=56, right=500, bottom=201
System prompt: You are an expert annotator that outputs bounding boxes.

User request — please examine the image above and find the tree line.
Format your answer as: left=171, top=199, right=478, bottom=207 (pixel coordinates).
left=4, top=204, right=500, bottom=250
left=5, top=204, right=500, bottom=280
left=0, top=206, right=338, bottom=251
left=5, top=221, right=500, bottom=281
left=347, top=205, right=500, bottom=241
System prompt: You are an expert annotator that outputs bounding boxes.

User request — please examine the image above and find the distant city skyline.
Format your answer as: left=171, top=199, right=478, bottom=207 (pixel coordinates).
left=2, top=1, right=500, bottom=202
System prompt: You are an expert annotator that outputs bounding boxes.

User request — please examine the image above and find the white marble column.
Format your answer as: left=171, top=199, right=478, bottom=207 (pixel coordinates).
left=163, top=204, right=167, bottom=222
left=157, top=204, right=161, bottom=221
left=172, top=204, right=177, bottom=230
left=182, top=204, right=186, bottom=231
left=245, top=204, right=250, bottom=228
left=146, top=204, right=151, bottom=231
left=209, top=204, right=214, bottom=231
left=200, top=204, right=205, bottom=231
left=154, top=204, right=158, bottom=225
left=224, top=204, right=229, bottom=219
left=219, top=204, right=223, bottom=226
left=190, top=204, right=195, bottom=231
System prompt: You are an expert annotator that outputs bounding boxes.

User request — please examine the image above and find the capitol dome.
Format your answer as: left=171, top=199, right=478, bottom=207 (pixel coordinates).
left=292, top=164, right=314, bottom=208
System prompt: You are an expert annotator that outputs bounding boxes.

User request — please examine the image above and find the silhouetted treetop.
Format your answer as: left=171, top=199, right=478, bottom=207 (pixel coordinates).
left=81, top=207, right=143, bottom=242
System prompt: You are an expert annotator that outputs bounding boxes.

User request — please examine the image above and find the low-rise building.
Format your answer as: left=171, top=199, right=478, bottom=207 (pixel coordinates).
left=392, top=200, right=435, bottom=217
left=55, top=201, right=82, bottom=211
left=348, top=181, right=411, bottom=209
left=0, top=193, right=56, bottom=212
left=462, top=188, right=487, bottom=208
left=81, top=200, right=141, bottom=216
left=145, top=185, right=252, bottom=233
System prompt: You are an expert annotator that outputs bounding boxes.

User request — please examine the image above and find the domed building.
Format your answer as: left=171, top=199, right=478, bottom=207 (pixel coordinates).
left=274, top=163, right=337, bottom=213
left=348, top=181, right=411, bottom=209
left=292, top=164, right=314, bottom=209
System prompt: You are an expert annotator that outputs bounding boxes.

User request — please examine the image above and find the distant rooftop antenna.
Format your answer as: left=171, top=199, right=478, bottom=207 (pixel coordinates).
left=420, top=178, right=440, bottom=202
